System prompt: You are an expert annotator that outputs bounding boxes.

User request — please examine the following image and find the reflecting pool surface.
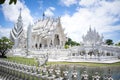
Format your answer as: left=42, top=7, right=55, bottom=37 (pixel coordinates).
left=58, top=65, right=120, bottom=80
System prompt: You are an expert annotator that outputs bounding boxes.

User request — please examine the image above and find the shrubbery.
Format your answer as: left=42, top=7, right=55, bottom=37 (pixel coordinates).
left=65, top=38, right=80, bottom=49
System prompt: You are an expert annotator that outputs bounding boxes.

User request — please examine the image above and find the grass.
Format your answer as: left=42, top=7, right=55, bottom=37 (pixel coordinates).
left=2, top=56, right=120, bottom=67
left=47, top=61, right=120, bottom=67
left=3, top=56, right=38, bottom=66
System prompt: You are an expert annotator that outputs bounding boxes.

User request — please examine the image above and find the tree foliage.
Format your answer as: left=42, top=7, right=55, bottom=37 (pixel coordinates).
left=0, top=37, right=14, bottom=57
left=64, top=45, right=69, bottom=49
left=65, top=38, right=80, bottom=47
left=115, top=42, right=120, bottom=46
left=105, top=39, right=114, bottom=45
left=0, top=0, right=17, bottom=5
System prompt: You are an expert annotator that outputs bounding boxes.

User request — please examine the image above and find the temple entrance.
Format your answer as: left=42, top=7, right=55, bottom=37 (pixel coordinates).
left=50, top=40, right=52, bottom=45
left=54, top=34, right=60, bottom=46
left=39, top=43, right=42, bottom=48
left=35, top=43, right=37, bottom=48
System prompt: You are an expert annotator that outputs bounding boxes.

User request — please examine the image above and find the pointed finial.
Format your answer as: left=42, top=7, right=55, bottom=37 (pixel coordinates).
left=19, top=8, right=22, bottom=17
left=94, top=27, right=96, bottom=32
left=17, top=8, right=22, bottom=22
left=42, top=12, right=45, bottom=20
left=43, top=12, right=45, bottom=17
left=20, top=8, right=22, bottom=13
left=89, top=25, right=92, bottom=31
left=58, top=16, right=61, bottom=20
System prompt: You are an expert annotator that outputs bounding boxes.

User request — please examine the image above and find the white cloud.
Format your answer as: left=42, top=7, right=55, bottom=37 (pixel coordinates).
left=61, top=0, right=120, bottom=42
left=60, top=0, right=78, bottom=7
left=45, top=7, right=55, bottom=17
left=0, top=26, right=11, bottom=38
left=79, top=0, right=99, bottom=7
left=2, top=0, right=33, bottom=30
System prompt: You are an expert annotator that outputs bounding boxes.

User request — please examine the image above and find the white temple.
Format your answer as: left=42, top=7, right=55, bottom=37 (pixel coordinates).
left=10, top=10, right=67, bottom=50
left=9, top=9, right=120, bottom=63
left=70, top=27, right=120, bottom=61
left=82, top=27, right=104, bottom=46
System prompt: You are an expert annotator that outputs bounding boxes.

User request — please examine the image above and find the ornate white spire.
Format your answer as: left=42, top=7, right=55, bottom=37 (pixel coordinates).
left=10, top=8, right=24, bottom=48
left=27, top=24, right=32, bottom=49
left=17, top=8, right=23, bottom=32
left=82, top=26, right=104, bottom=46
left=19, top=8, right=22, bottom=17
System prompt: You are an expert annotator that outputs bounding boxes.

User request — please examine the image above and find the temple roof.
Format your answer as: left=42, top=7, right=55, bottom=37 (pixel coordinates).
left=32, top=17, right=65, bottom=39
left=82, top=27, right=103, bottom=45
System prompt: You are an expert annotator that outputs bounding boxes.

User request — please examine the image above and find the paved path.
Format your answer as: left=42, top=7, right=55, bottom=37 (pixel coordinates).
left=48, top=59, right=120, bottom=63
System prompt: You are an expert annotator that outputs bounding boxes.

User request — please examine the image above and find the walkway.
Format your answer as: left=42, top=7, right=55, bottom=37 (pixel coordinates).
left=48, top=59, right=120, bottom=63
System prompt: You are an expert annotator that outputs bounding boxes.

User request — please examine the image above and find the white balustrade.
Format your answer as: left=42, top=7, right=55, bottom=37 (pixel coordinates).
left=0, top=59, right=114, bottom=80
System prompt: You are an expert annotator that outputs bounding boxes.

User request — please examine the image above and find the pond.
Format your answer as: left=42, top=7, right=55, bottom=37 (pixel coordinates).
left=54, top=65, right=120, bottom=80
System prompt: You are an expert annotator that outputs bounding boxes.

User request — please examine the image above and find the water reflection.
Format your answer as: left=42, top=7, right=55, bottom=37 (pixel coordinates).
left=57, top=65, right=120, bottom=80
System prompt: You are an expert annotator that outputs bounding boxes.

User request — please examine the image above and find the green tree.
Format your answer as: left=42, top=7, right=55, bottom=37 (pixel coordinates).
left=0, top=37, right=14, bottom=58
left=0, top=0, right=17, bottom=5
left=64, top=45, right=69, bottom=49
left=65, top=38, right=80, bottom=48
left=105, top=39, right=114, bottom=45
left=115, top=42, right=120, bottom=46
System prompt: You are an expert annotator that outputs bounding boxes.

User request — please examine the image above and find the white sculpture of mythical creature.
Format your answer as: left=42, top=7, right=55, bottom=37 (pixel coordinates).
left=34, top=53, right=48, bottom=66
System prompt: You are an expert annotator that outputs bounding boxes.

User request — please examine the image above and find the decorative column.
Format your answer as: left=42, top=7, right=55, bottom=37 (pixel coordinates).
left=27, top=24, right=32, bottom=55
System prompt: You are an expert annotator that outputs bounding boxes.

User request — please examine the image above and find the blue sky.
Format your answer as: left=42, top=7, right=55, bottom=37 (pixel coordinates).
left=0, top=0, right=120, bottom=43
